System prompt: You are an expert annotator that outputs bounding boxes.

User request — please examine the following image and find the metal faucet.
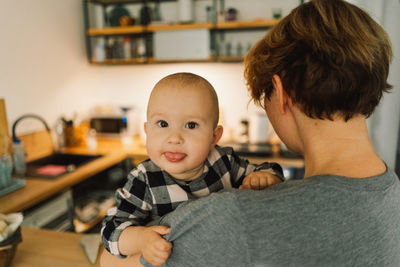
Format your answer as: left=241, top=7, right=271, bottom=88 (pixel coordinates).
left=11, top=114, right=51, bottom=142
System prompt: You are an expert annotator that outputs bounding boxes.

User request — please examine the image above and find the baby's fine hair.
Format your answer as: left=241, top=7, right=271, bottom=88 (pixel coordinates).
left=154, top=72, right=220, bottom=126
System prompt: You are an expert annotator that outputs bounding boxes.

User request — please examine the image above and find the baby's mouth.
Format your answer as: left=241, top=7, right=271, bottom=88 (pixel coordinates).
left=164, top=152, right=186, bottom=163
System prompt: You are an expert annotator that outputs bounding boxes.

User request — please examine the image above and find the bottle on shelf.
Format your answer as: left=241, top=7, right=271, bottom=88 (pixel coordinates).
left=236, top=42, right=243, bottom=57
left=206, top=6, right=216, bottom=23
left=12, top=139, right=26, bottom=177
left=137, top=38, right=146, bottom=58
left=94, top=39, right=106, bottom=62
left=123, top=37, right=131, bottom=59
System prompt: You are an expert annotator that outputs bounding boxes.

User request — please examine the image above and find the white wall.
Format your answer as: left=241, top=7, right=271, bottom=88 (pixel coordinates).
left=0, top=0, right=99, bottom=133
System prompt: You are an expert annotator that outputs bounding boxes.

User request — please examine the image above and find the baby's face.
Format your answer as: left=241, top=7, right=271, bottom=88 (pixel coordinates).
left=145, top=83, right=219, bottom=181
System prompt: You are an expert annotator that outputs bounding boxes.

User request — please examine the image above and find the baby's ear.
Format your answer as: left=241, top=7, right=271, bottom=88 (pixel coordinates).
left=212, top=125, right=224, bottom=145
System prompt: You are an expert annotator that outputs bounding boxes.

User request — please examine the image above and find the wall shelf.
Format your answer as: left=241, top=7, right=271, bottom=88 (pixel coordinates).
left=88, top=25, right=146, bottom=36
left=88, top=22, right=215, bottom=36
left=83, top=0, right=293, bottom=64
left=216, top=19, right=280, bottom=30
left=87, top=0, right=176, bottom=4
left=149, top=57, right=215, bottom=63
left=88, top=20, right=279, bottom=36
left=91, top=58, right=148, bottom=64
left=147, top=22, right=214, bottom=32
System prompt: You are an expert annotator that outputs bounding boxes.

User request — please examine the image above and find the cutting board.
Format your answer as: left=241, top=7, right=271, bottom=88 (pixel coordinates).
left=0, top=98, right=11, bottom=156
left=18, top=130, right=54, bottom=162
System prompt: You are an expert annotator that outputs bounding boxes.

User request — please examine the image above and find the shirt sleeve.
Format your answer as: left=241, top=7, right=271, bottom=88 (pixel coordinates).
left=101, top=166, right=153, bottom=258
left=223, top=146, right=284, bottom=187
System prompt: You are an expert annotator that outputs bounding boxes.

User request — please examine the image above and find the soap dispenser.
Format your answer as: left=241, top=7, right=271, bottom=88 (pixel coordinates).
left=12, top=139, right=26, bottom=177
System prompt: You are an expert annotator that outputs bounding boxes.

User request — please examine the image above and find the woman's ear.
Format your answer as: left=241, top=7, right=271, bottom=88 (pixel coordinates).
left=144, top=122, right=147, bottom=134
left=212, top=125, right=224, bottom=145
left=272, top=75, right=292, bottom=114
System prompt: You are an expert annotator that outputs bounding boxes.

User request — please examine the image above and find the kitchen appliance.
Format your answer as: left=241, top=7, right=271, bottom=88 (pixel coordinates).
left=89, top=106, right=134, bottom=138
left=89, top=117, right=126, bottom=137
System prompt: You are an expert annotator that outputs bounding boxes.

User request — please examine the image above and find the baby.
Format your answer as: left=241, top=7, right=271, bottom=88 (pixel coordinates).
left=101, top=72, right=284, bottom=266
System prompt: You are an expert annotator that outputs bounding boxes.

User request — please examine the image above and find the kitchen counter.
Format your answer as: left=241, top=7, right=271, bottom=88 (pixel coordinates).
left=0, top=138, right=147, bottom=214
left=0, top=137, right=303, bottom=214
left=12, top=227, right=101, bottom=267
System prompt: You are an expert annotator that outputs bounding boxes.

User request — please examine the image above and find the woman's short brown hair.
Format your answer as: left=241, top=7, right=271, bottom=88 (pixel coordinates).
left=244, top=0, right=392, bottom=121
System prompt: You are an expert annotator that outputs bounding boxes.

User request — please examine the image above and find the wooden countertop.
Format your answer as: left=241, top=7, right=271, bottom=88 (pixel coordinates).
left=0, top=138, right=147, bottom=214
left=12, top=227, right=101, bottom=267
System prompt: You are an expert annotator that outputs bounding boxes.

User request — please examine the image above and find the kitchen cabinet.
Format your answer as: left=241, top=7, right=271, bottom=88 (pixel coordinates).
left=83, top=0, right=296, bottom=64
left=22, top=158, right=133, bottom=233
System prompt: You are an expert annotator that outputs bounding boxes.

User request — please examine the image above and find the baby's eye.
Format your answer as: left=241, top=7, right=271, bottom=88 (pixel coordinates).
left=157, top=120, right=168, bottom=128
left=185, top=121, right=198, bottom=129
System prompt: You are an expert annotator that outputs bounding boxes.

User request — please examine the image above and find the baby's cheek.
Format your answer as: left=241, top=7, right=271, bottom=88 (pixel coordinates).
left=191, top=143, right=212, bottom=163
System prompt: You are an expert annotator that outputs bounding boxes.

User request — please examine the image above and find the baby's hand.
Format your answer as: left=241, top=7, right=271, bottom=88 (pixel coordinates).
left=140, top=225, right=172, bottom=266
left=239, top=171, right=282, bottom=190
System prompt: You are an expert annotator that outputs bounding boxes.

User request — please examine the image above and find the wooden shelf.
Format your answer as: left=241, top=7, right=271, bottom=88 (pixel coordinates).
left=149, top=57, right=215, bottom=63
left=92, top=57, right=215, bottom=64
left=87, top=19, right=279, bottom=36
left=147, top=22, right=214, bottom=31
left=88, top=26, right=146, bottom=36
left=91, top=58, right=148, bottom=64
left=88, top=22, right=214, bottom=36
left=216, top=19, right=280, bottom=30
left=87, top=0, right=175, bottom=4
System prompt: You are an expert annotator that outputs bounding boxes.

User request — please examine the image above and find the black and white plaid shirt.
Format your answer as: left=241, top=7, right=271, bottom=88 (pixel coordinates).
left=101, top=145, right=283, bottom=257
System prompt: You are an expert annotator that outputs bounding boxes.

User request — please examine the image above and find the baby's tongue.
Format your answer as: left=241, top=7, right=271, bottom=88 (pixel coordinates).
left=165, top=152, right=186, bottom=162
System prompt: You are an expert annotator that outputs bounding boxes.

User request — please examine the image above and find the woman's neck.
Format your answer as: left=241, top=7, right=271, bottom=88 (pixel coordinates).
left=297, top=115, right=385, bottom=178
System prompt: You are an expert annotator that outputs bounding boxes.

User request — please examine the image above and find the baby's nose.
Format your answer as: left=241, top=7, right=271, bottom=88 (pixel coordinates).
left=167, top=130, right=183, bottom=144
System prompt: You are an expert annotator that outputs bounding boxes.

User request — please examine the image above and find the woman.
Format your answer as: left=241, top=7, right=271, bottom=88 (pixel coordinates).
left=101, top=0, right=400, bottom=266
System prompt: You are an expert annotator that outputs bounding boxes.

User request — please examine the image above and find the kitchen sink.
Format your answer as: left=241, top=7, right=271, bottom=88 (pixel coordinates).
left=26, top=153, right=102, bottom=179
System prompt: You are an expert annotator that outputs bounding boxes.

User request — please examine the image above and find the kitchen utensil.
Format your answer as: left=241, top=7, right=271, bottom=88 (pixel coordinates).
left=0, top=100, right=10, bottom=157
